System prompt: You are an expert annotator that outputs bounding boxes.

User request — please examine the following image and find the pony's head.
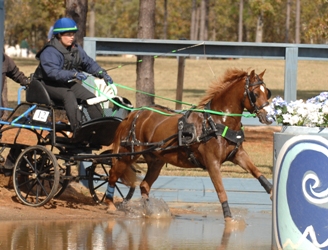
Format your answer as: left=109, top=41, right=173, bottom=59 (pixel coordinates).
left=243, top=69, right=272, bottom=124
left=197, top=68, right=272, bottom=125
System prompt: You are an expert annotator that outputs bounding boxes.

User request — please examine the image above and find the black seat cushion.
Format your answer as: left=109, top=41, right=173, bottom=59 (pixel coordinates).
left=26, top=79, right=55, bottom=105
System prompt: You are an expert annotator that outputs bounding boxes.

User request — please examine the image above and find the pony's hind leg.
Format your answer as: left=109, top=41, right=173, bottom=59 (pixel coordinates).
left=106, top=156, right=139, bottom=211
left=140, top=154, right=165, bottom=199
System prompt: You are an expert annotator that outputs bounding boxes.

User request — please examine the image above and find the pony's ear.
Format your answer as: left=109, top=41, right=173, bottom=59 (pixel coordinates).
left=258, top=69, right=266, bottom=80
left=249, top=69, right=255, bottom=81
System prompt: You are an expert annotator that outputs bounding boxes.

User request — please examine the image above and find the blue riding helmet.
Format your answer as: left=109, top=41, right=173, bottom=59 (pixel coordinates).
left=52, top=17, right=78, bottom=35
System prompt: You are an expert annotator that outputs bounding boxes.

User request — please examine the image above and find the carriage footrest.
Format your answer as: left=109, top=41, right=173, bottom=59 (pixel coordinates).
left=55, top=122, right=72, bottom=132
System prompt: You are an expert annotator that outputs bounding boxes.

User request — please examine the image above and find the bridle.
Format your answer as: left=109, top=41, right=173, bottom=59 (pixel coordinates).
left=243, top=74, right=271, bottom=114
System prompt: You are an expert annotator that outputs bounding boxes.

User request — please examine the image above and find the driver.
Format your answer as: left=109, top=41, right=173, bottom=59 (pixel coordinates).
left=33, top=17, right=114, bottom=134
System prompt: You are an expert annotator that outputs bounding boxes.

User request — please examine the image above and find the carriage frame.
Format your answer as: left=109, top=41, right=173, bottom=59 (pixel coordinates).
left=0, top=80, right=146, bottom=207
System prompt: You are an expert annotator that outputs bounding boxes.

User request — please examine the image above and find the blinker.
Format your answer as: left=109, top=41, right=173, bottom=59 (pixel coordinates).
left=267, top=88, right=271, bottom=99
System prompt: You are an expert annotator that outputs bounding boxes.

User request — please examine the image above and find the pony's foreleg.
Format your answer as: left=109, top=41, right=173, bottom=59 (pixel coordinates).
left=221, top=201, right=232, bottom=219
left=205, top=162, right=233, bottom=221
left=211, top=179, right=233, bottom=221
left=258, top=175, right=272, bottom=194
left=232, top=146, right=273, bottom=197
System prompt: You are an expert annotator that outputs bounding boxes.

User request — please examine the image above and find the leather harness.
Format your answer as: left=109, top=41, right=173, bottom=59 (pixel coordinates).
left=177, top=102, right=244, bottom=168
left=121, top=102, right=245, bottom=169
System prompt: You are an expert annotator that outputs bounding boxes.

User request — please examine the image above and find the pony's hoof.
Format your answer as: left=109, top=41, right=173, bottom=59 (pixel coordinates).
left=224, top=217, right=246, bottom=232
left=106, top=209, right=125, bottom=217
left=107, top=203, right=117, bottom=212
left=106, top=209, right=117, bottom=215
left=103, top=198, right=117, bottom=212
left=224, top=217, right=232, bottom=223
left=106, top=207, right=117, bottom=215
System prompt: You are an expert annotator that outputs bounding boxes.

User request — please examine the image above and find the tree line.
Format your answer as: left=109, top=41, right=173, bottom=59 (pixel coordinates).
left=4, top=0, right=328, bottom=52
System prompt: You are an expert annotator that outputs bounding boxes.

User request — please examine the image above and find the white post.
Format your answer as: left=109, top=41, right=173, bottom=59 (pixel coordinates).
left=284, top=47, right=298, bottom=102
left=83, top=37, right=96, bottom=60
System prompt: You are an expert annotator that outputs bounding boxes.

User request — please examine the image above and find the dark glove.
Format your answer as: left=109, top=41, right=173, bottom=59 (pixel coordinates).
left=96, top=70, right=113, bottom=84
left=75, top=72, right=87, bottom=81
left=103, top=73, right=113, bottom=85
left=19, top=77, right=30, bottom=86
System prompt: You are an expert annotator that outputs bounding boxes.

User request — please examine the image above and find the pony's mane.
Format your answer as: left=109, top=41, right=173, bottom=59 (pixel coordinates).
left=197, top=68, right=248, bottom=108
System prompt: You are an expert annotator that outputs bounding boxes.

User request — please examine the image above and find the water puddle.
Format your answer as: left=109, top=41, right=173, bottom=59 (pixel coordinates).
left=117, top=197, right=171, bottom=218
left=0, top=198, right=272, bottom=249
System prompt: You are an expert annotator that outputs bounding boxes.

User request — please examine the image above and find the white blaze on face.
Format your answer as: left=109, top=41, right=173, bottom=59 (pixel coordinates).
left=260, top=85, right=265, bottom=94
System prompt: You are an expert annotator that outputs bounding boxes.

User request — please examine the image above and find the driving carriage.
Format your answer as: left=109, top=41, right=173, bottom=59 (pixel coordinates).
left=0, top=77, right=136, bottom=207
left=0, top=68, right=273, bottom=221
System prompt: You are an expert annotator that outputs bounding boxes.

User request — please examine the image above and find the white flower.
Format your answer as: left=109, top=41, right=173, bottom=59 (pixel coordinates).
left=266, top=93, right=328, bottom=127
left=322, top=104, right=328, bottom=114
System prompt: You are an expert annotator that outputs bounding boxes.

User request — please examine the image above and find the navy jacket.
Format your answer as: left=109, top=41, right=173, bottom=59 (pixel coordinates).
left=34, top=38, right=102, bottom=84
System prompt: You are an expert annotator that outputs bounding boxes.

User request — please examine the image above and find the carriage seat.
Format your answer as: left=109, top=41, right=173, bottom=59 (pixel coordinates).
left=26, top=79, right=92, bottom=107
left=26, top=79, right=60, bottom=106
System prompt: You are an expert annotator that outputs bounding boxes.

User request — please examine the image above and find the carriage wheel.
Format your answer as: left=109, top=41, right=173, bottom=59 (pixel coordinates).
left=88, top=150, right=135, bottom=204
left=13, top=145, right=59, bottom=207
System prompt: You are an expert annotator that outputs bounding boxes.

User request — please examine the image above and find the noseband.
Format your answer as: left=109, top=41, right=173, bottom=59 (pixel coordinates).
left=243, top=75, right=271, bottom=114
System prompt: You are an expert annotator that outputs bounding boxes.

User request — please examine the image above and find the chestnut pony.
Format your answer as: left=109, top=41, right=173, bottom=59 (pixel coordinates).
left=106, top=68, right=273, bottom=221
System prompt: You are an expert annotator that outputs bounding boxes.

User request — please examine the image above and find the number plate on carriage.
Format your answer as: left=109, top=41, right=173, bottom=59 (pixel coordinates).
left=33, top=109, right=50, bottom=122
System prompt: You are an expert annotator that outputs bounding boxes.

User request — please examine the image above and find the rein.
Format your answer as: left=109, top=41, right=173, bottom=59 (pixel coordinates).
left=104, top=42, right=206, bottom=72
left=83, top=41, right=269, bottom=119
left=83, top=81, right=257, bottom=118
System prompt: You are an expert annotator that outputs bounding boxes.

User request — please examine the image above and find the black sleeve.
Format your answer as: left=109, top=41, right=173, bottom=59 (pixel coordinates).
left=4, top=54, right=27, bottom=84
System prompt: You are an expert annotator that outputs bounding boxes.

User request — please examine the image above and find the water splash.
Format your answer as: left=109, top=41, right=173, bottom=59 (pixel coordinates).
left=117, top=197, right=172, bottom=219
